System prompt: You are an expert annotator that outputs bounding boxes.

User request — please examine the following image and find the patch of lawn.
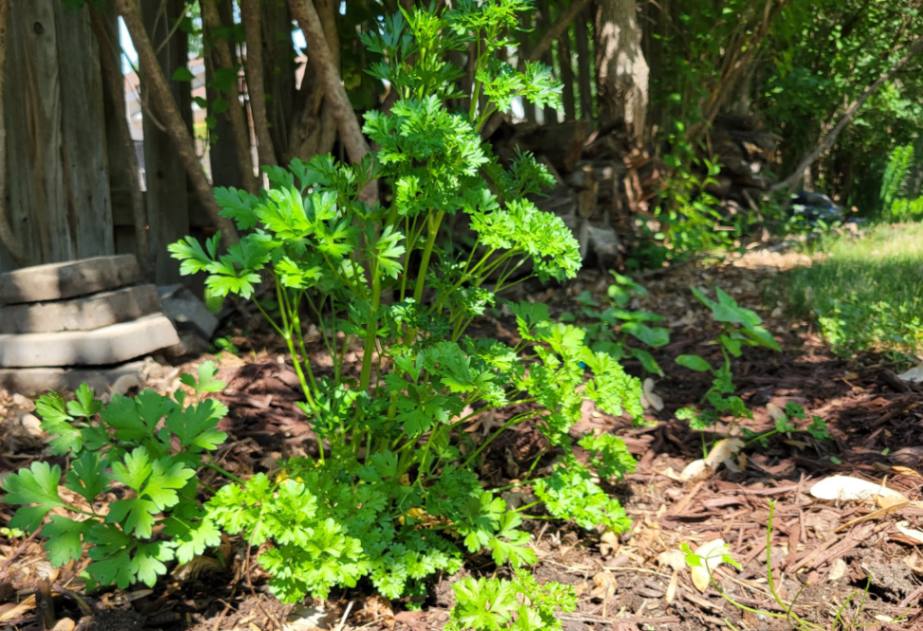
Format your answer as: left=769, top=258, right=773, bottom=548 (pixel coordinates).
left=784, top=223, right=923, bottom=359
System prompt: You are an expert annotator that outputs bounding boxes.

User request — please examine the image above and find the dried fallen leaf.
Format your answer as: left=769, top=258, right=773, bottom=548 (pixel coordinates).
left=642, top=378, right=664, bottom=411
left=283, top=604, right=329, bottom=631
left=809, top=475, right=907, bottom=502
left=895, top=521, right=923, bottom=545
left=828, top=558, right=848, bottom=581
left=51, top=619, right=76, bottom=631
left=590, top=570, right=617, bottom=601
left=599, top=530, right=620, bottom=557
left=0, top=595, right=36, bottom=623
left=690, top=539, right=732, bottom=592
left=896, top=363, right=923, bottom=383
left=704, top=438, right=744, bottom=470
left=679, top=458, right=709, bottom=482
left=766, top=402, right=786, bottom=423
left=657, top=549, right=686, bottom=572
left=891, top=465, right=922, bottom=479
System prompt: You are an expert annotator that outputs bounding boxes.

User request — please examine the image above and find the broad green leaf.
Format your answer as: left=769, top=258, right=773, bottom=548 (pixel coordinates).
left=676, top=354, right=712, bottom=372
left=43, top=516, right=87, bottom=566
left=107, top=497, right=158, bottom=538
left=65, top=451, right=107, bottom=503
left=36, top=393, right=83, bottom=454
left=2, top=462, right=65, bottom=531
left=67, top=383, right=101, bottom=418
left=143, top=459, right=196, bottom=510
left=111, top=447, right=153, bottom=491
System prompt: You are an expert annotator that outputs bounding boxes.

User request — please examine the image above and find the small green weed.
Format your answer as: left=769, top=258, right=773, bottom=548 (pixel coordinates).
left=675, top=286, right=780, bottom=432
left=560, top=273, right=671, bottom=375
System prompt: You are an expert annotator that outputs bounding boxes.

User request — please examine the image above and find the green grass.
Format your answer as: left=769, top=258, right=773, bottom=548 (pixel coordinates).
left=784, top=223, right=923, bottom=359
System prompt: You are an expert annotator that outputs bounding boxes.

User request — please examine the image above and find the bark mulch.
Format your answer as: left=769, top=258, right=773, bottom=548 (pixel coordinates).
left=0, top=249, right=921, bottom=630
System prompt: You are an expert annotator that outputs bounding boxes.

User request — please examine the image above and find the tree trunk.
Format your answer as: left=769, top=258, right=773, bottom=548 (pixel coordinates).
left=201, top=0, right=257, bottom=193
left=287, top=0, right=338, bottom=161
left=594, top=0, right=649, bottom=145
left=240, top=0, right=278, bottom=169
left=774, top=36, right=923, bottom=193
left=205, top=3, right=244, bottom=189
left=88, top=3, right=150, bottom=274
left=287, top=0, right=368, bottom=164
left=263, top=0, right=295, bottom=160
left=115, top=0, right=238, bottom=247
left=574, top=4, right=593, bottom=120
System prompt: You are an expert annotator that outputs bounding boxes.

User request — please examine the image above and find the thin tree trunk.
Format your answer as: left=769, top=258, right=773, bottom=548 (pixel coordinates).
left=774, top=36, right=923, bottom=193
left=287, top=0, right=368, bottom=164
left=574, top=5, right=593, bottom=120
left=88, top=4, right=150, bottom=274
left=263, top=0, right=295, bottom=159
left=0, top=0, right=22, bottom=263
left=594, top=0, right=649, bottom=144
left=115, top=0, right=239, bottom=244
left=240, top=0, right=277, bottom=169
left=201, top=0, right=257, bottom=193
left=287, top=0, right=340, bottom=161
left=558, top=21, right=576, bottom=120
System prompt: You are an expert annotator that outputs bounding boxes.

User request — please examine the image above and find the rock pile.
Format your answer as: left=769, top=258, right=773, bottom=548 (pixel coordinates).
left=0, top=255, right=180, bottom=395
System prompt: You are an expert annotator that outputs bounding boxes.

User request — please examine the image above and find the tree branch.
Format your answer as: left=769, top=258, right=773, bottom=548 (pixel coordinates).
left=115, top=0, right=239, bottom=244
left=526, top=0, right=591, bottom=61
left=773, top=36, right=923, bottom=194
left=287, top=0, right=369, bottom=164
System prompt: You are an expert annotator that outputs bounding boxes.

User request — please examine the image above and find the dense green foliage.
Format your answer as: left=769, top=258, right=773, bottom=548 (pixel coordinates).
left=760, top=0, right=923, bottom=213
left=167, top=1, right=642, bottom=608
left=1, top=365, right=227, bottom=589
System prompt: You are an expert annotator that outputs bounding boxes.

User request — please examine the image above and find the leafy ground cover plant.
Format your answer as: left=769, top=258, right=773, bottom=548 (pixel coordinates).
left=675, top=287, right=830, bottom=446
left=560, top=272, right=671, bottom=375
left=166, top=0, right=644, bottom=610
left=447, top=570, right=576, bottom=630
left=1, top=363, right=227, bottom=589
left=674, top=286, right=780, bottom=432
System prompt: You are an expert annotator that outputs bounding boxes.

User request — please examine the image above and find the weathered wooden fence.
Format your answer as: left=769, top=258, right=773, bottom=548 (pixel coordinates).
left=0, top=0, right=600, bottom=279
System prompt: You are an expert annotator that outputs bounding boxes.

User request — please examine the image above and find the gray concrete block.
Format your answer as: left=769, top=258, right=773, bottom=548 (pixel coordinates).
left=0, top=285, right=161, bottom=334
left=0, top=255, right=142, bottom=305
left=0, top=314, right=180, bottom=367
left=158, top=284, right=218, bottom=339
left=0, top=361, right=145, bottom=397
